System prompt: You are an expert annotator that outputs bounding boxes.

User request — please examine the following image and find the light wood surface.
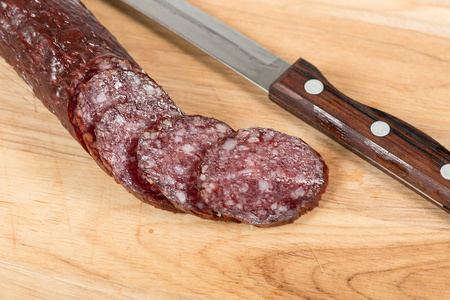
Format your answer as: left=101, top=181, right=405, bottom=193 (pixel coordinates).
left=0, top=0, right=449, bottom=299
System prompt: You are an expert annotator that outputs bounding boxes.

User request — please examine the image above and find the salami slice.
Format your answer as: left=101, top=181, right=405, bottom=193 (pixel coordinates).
left=94, top=101, right=183, bottom=211
left=69, top=57, right=145, bottom=147
left=76, top=68, right=174, bottom=160
left=138, top=115, right=234, bottom=219
left=199, top=128, right=328, bottom=227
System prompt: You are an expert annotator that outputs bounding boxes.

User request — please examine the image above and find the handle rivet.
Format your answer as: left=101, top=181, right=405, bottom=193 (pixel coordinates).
left=371, top=121, right=390, bottom=137
left=441, top=164, right=450, bottom=180
left=304, top=79, right=324, bottom=95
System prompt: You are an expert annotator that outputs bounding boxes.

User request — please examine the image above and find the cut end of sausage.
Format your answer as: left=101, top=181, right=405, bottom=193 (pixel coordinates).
left=199, top=127, right=328, bottom=227
left=138, top=115, right=234, bottom=219
left=76, top=68, right=169, bottom=136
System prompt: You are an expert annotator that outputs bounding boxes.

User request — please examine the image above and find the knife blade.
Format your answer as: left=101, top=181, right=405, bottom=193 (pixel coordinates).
left=118, top=0, right=450, bottom=213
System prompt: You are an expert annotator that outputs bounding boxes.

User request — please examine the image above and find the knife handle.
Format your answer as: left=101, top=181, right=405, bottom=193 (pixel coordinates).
left=269, top=58, right=450, bottom=213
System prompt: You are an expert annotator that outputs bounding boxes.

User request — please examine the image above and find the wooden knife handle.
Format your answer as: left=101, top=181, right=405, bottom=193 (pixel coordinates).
left=269, top=58, right=450, bottom=213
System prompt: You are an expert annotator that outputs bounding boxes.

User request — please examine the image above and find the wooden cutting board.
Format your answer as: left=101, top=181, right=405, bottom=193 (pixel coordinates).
left=0, top=0, right=449, bottom=299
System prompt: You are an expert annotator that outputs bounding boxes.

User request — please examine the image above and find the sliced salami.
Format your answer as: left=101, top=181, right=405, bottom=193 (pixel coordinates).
left=138, top=115, right=234, bottom=219
left=0, top=0, right=330, bottom=225
left=199, top=127, right=328, bottom=227
left=94, top=101, right=184, bottom=212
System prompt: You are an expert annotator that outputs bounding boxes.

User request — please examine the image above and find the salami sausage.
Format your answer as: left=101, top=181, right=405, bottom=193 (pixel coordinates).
left=94, top=101, right=183, bottom=211
left=198, top=128, right=328, bottom=227
left=0, top=0, right=138, bottom=148
left=138, top=115, right=234, bottom=219
left=0, top=0, right=185, bottom=212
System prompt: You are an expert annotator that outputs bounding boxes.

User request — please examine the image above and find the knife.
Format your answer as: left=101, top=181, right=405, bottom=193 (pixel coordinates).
left=118, top=0, right=450, bottom=213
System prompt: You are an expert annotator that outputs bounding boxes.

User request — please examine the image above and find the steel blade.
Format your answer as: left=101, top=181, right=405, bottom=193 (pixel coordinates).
left=119, top=0, right=291, bottom=92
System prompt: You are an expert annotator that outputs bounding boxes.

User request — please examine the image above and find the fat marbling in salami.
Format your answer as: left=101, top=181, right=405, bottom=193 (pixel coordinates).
left=138, top=115, right=234, bottom=219
left=199, top=127, right=328, bottom=227
left=76, top=68, right=173, bottom=157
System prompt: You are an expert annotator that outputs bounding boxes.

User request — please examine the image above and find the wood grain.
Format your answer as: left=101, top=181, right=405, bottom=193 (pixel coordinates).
left=0, top=0, right=449, bottom=299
